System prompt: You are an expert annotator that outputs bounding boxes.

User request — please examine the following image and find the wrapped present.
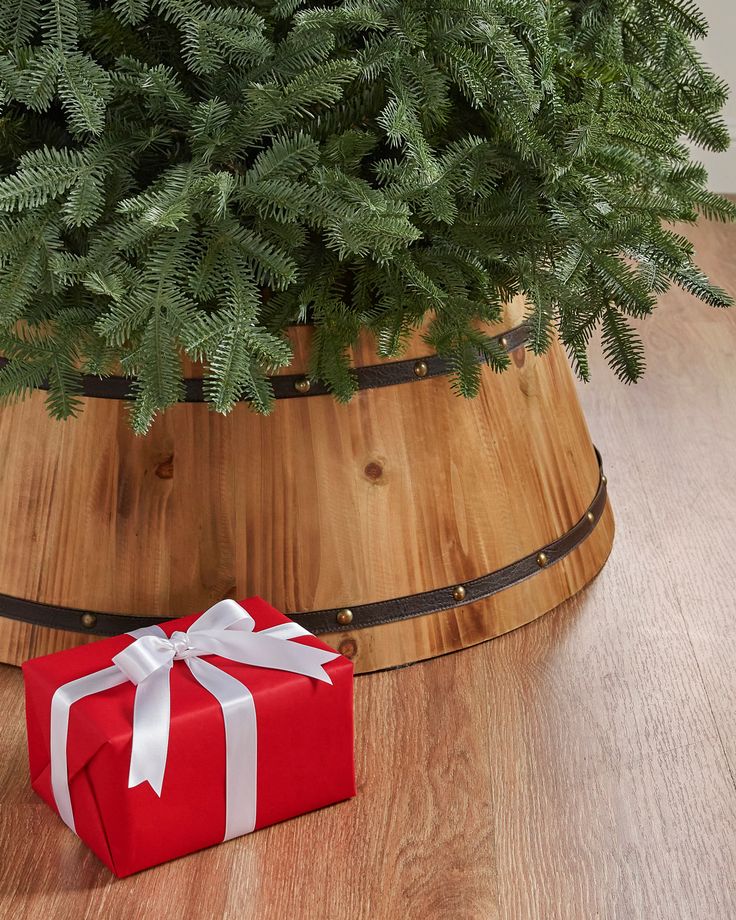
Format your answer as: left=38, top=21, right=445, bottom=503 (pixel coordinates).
left=23, top=597, right=355, bottom=877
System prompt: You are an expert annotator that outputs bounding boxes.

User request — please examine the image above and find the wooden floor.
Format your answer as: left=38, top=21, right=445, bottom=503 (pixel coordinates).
left=1, top=216, right=735, bottom=919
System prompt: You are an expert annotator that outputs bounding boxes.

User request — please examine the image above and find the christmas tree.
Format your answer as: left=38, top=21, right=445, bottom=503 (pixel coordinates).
left=0, top=0, right=732, bottom=432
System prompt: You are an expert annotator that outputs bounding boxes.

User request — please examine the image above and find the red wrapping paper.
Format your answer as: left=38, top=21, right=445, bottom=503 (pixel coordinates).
left=23, top=597, right=355, bottom=877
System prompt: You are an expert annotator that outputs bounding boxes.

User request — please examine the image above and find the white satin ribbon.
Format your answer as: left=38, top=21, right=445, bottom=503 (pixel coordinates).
left=49, top=601, right=338, bottom=838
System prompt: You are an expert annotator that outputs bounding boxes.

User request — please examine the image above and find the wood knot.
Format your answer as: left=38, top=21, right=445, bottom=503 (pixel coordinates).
left=364, top=461, right=383, bottom=482
left=338, top=638, right=358, bottom=660
left=155, top=455, right=174, bottom=479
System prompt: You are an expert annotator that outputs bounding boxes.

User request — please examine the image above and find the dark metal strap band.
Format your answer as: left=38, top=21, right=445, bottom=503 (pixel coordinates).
left=0, top=449, right=606, bottom=638
left=0, top=323, right=528, bottom=402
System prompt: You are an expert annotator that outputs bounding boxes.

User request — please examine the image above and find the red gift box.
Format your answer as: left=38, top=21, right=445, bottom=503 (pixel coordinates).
left=23, top=597, right=355, bottom=877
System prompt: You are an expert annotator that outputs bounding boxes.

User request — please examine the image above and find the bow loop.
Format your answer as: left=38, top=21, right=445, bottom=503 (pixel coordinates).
left=112, top=634, right=175, bottom=685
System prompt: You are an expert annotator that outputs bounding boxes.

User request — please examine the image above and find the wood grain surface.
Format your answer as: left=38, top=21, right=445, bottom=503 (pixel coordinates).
left=1, top=214, right=735, bottom=918
left=0, top=293, right=611, bottom=672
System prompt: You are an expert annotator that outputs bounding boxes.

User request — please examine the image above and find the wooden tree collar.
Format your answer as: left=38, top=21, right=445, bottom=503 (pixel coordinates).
left=0, top=450, right=607, bottom=638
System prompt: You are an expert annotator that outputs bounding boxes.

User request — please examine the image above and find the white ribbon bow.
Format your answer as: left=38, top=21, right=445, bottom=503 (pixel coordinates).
left=50, top=600, right=340, bottom=840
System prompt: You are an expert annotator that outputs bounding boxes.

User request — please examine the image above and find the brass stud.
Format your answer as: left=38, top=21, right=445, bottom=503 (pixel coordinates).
left=499, top=336, right=509, bottom=350
left=601, top=474, right=607, bottom=486
left=536, top=552, right=549, bottom=568
left=80, top=612, right=97, bottom=630
left=586, top=511, right=595, bottom=523
left=413, top=360, right=429, bottom=378
left=294, top=377, right=311, bottom=394
left=336, top=608, right=353, bottom=626
left=452, top=585, right=467, bottom=602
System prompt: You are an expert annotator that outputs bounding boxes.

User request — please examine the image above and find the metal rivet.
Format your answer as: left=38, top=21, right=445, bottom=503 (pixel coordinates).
left=80, top=612, right=97, bottom=629
left=413, top=360, right=428, bottom=378
left=294, top=377, right=311, bottom=394
left=586, top=511, right=595, bottom=523
left=336, top=608, right=353, bottom=626
left=452, top=585, right=466, bottom=602
left=499, top=336, right=509, bottom=350
left=536, top=552, right=549, bottom=568
left=601, top=474, right=607, bottom=486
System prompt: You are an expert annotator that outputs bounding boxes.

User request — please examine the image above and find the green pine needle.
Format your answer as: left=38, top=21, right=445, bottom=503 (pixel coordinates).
left=0, top=0, right=731, bottom=428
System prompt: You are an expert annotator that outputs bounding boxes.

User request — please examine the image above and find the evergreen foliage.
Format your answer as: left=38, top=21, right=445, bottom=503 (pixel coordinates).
left=0, top=0, right=732, bottom=431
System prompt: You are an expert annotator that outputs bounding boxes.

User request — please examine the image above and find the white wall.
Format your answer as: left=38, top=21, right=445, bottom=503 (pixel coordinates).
left=692, top=0, right=736, bottom=192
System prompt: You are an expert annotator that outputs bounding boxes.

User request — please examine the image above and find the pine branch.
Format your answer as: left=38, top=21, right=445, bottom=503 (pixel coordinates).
left=0, top=0, right=731, bottom=427
left=601, top=306, right=645, bottom=383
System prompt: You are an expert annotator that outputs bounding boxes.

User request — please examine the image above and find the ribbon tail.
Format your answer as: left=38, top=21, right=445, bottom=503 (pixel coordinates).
left=190, top=631, right=340, bottom=684
left=187, top=657, right=258, bottom=839
left=127, top=664, right=172, bottom=796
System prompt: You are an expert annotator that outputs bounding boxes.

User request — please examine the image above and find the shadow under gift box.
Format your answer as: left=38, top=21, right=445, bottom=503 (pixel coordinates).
left=22, top=597, right=356, bottom=877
